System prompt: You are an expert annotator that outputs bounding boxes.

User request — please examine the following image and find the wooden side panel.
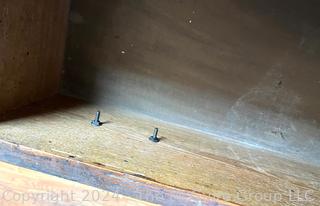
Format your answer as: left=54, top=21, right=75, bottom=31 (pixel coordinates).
left=0, top=0, right=69, bottom=113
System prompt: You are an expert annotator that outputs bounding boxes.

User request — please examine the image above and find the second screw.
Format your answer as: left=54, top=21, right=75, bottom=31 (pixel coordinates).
left=149, top=128, right=160, bottom=143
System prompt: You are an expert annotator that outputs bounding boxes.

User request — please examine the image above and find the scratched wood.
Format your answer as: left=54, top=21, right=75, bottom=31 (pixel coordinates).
left=0, top=161, right=158, bottom=206
left=0, top=140, right=231, bottom=206
left=0, top=95, right=319, bottom=206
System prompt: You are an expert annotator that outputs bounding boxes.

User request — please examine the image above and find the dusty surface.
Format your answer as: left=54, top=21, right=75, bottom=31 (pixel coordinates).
left=0, top=161, right=157, bottom=206
left=0, top=0, right=69, bottom=113
left=63, top=0, right=320, bottom=166
left=0, top=96, right=319, bottom=206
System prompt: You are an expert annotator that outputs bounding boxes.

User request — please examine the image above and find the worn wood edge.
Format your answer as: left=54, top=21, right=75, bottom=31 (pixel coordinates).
left=0, top=161, right=158, bottom=206
left=0, top=139, right=238, bottom=206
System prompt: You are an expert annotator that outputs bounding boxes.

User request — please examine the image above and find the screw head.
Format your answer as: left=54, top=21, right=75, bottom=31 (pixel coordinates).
left=91, top=119, right=102, bottom=127
left=149, top=135, right=160, bottom=143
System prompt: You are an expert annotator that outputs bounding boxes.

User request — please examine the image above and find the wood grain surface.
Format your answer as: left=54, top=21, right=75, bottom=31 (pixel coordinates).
left=0, top=95, right=319, bottom=206
left=0, top=0, right=69, bottom=113
left=63, top=0, right=320, bottom=166
left=0, top=161, right=158, bottom=206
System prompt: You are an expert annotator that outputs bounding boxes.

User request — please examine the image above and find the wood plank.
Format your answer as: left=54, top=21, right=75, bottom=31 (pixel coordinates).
left=0, top=161, right=157, bottom=206
left=0, top=95, right=319, bottom=206
left=0, top=140, right=232, bottom=206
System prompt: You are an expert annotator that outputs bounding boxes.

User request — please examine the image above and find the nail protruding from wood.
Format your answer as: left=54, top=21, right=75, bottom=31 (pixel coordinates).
left=91, top=111, right=102, bottom=127
left=149, top=128, right=160, bottom=143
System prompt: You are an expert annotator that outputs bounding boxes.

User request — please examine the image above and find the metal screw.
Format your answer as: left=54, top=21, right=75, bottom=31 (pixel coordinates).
left=91, top=111, right=102, bottom=127
left=149, top=128, right=160, bottom=143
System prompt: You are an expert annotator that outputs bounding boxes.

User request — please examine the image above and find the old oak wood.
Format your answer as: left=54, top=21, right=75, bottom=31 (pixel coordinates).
left=0, top=95, right=319, bottom=206
left=0, top=161, right=158, bottom=206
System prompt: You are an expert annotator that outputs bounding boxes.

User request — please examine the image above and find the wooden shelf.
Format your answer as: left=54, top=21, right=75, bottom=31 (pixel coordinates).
left=0, top=95, right=319, bottom=206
